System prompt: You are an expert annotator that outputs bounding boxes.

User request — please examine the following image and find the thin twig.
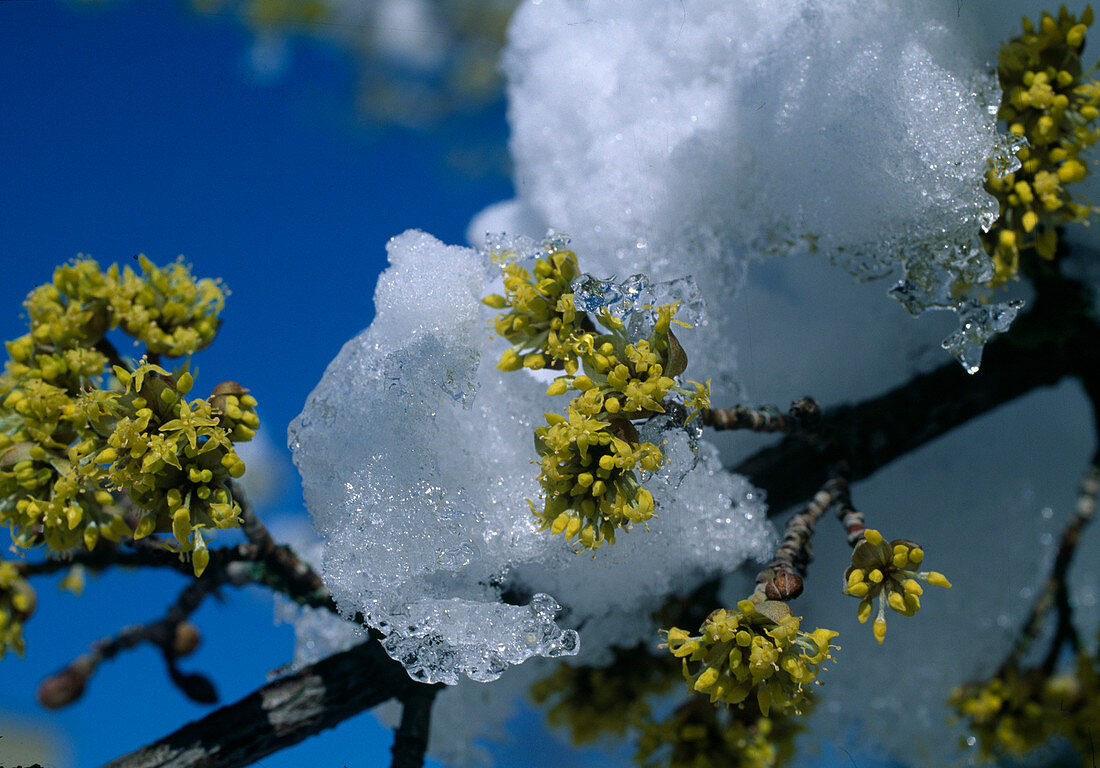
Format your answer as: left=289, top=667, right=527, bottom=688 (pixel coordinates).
left=829, top=468, right=866, bottom=548
left=226, top=480, right=332, bottom=611
left=38, top=574, right=223, bottom=709
left=229, top=479, right=276, bottom=559
left=702, top=397, right=820, bottom=434
left=17, top=544, right=193, bottom=578
left=1001, top=463, right=1098, bottom=675
left=754, top=470, right=847, bottom=601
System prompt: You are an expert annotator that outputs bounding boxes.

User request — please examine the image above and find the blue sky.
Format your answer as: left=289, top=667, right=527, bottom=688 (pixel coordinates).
left=0, top=1, right=516, bottom=765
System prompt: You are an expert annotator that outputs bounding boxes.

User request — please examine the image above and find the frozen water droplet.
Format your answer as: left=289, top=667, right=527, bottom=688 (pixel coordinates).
left=482, top=230, right=572, bottom=265
left=619, top=274, right=651, bottom=314
left=941, top=299, right=1025, bottom=374
left=989, top=133, right=1027, bottom=179
left=572, top=272, right=651, bottom=318
left=888, top=280, right=924, bottom=315
left=650, top=275, right=707, bottom=326
left=638, top=402, right=701, bottom=489
left=977, top=207, right=998, bottom=234
left=572, top=274, right=626, bottom=312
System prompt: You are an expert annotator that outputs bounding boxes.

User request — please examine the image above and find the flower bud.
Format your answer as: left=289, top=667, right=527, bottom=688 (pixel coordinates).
left=172, top=621, right=202, bottom=657
left=37, top=657, right=95, bottom=709
left=763, top=570, right=804, bottom=601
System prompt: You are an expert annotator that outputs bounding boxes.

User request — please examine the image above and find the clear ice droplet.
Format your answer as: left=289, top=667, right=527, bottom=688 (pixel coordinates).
left=989, top=133, right=1027, bottom=179
left=572, top=273, right=651, bottom=317
left=941, top=299, right=1025, bottom=374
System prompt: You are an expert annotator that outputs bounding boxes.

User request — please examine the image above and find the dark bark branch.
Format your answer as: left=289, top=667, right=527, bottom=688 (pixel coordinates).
left=100, top=637, right=429, bottom=768
left=391, top=684, right=441, bottom=768
left=737, top=288, right=1098, bottom=514
left=18, top=543, right=194, bottom=578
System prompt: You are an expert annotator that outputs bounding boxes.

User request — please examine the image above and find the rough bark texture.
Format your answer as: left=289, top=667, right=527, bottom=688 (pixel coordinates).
left=101, top=639, right=428, bottom=768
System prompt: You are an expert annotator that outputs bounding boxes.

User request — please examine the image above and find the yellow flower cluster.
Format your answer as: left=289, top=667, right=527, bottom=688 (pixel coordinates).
left=949, top=652, right=1100, bottom=761
left=842, top=529, right=951, bottom=644
left=636, top=697, right=811, bottom=768
left=529, top=635, right=809, bottom=768
left=84, top=361, right=250, bottom=574
left=663, top=600, right=837, bottom=717
left=27, top=256, right=224, bottom=358
left=486, top=246, right=709, bottom=550
left=530, top=644, right=672, bottom=745
left=0, top=257, right=252, bottom=576
left=0, top=560, right=35, bottom=658
left=111, top=256, right=225, bottom=357
left=532, top=408, right=661, bottom=549
left=484, top=248, right=585, bottom=373
left=983, top=6, right=1100, bottom=284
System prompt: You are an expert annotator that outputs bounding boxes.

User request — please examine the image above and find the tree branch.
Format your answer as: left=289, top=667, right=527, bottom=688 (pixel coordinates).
left=737, top=286, right=1098, bottom=514
left=101, top=636, right=430, bottom=768
left=391, top=684, right=442, bottom=768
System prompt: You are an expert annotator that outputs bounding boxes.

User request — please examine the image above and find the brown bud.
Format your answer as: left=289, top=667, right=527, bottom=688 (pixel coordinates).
left=37, top=656, right=95, bottom=709
left=209, top=381, right=250, bottom=415
left=172, top=621, right=202, bottom=657
left=210, top=381, right=249, bottom=397
left=763, top=570, right=804, bottom=601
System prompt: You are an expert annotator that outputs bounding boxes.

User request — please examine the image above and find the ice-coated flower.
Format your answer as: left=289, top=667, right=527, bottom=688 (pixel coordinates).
left=662, top=599, right=837, bottom=716
left=843, top=528, right=951, bottom=643
left=489, top=244, right=709, bottom=550
left=484, top=246, right=585, bottom=373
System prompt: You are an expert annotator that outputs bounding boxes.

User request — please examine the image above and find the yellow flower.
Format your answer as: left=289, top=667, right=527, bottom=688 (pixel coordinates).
left=532, top=404, right=661, bottom=550
left=491, top=245, right=707, bottom=551
left=662, top=599, right=837, bottom=716
left=844, top=529, right=950, bottom=643
left=0, top=560, right=36, bottom=658
left=949, top=648, right=1100, bottom=763
left=486, top=247, right=584, bottom=372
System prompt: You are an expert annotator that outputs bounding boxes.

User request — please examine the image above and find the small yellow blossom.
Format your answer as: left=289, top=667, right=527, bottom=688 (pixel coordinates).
left=0, top=560, right=36, bottom=657
left=844, top=529, right=950, bottom=643
left=950, top=647, right=1100, bottom=762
